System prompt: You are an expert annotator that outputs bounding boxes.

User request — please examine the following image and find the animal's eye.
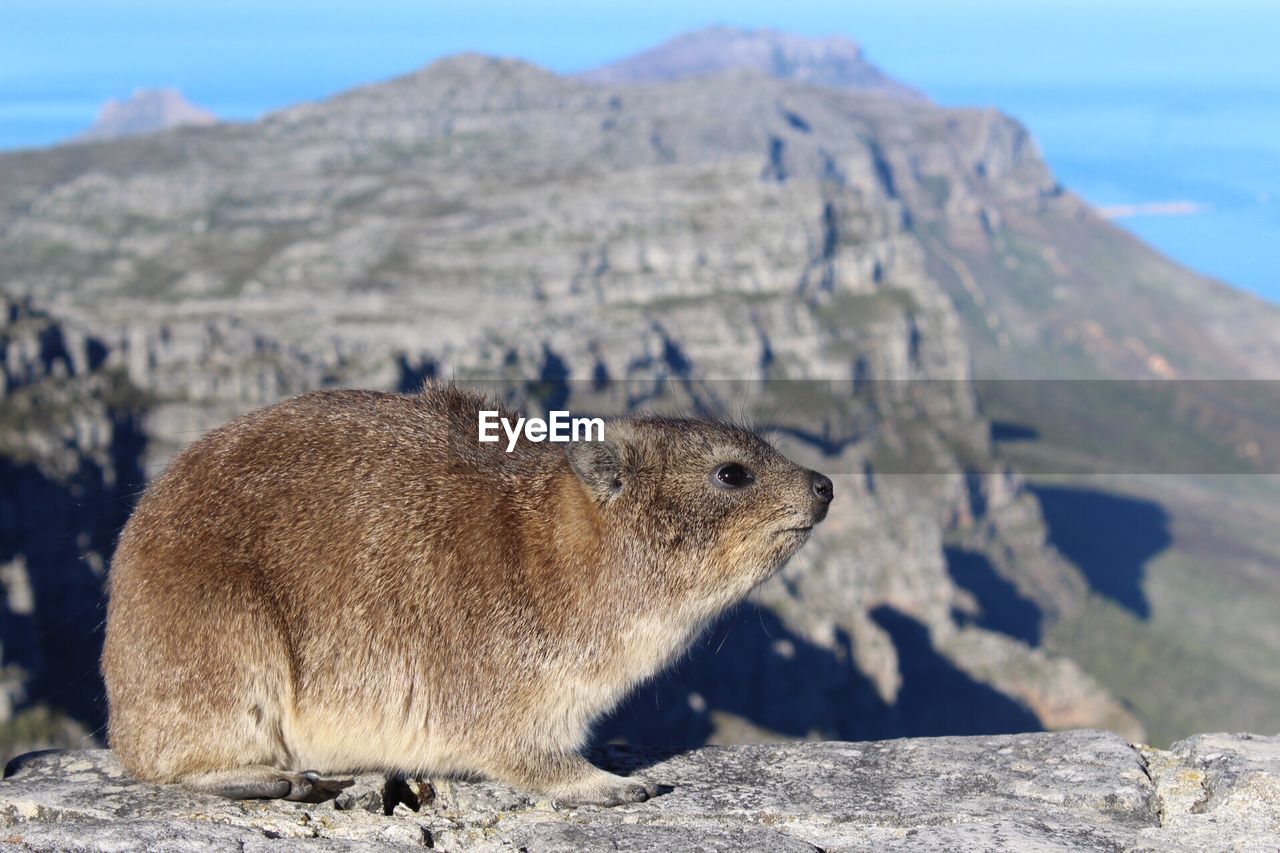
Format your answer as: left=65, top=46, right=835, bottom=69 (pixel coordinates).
left=712, top=463, right=755, bottom=489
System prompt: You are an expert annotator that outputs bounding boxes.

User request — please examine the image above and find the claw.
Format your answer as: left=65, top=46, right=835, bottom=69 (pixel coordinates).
left=283, top=775, right=314, bottom=801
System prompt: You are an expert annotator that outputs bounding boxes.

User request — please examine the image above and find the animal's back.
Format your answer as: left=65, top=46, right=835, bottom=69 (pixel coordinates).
left=102, top=387, right=517, bottom=779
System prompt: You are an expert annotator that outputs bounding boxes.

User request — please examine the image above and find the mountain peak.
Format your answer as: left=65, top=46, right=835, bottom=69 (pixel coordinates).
left=78, top=88, right=216, bottom=142
left=578, top=26, right=925, bottom=101
left=287, top=53, right=575, bottom=120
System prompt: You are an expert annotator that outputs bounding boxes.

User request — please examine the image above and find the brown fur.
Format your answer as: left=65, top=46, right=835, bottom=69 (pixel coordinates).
left=101, top=384, right=832, bottom=805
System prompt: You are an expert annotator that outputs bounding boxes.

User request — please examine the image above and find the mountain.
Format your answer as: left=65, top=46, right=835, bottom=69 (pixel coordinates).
left=3, top=40, right=1278, bottom=757
left=579, top=26, right=926, bottom=101
left=77, top=88, right=216, bottom=142
left=892, top=76, right=1280, bottom=743
left=0, top=53, right=1141, bottom=757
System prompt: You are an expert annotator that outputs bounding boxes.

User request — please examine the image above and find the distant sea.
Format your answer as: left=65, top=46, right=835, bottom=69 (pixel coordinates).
left=940, top=84, right=1279, bottom=303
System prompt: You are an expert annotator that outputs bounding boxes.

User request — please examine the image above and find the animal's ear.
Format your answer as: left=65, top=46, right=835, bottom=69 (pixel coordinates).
left=565, top=426, right=631, bottom=500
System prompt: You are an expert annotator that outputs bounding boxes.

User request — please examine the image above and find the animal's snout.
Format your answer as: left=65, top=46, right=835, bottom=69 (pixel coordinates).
left=808, top=468, right=829, bottom=502
left=810, top=471, right=834, bottom=504
left=809, top=471, right=834, bottom=521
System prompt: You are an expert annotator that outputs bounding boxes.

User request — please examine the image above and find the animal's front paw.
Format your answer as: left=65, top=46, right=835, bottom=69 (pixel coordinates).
left=552, top=771, right=660, bottom=807
left=183, top=766, right=331, bottom=801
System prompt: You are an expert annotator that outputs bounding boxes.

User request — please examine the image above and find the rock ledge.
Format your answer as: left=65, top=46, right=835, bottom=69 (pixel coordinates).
left=2, top=730, right=1277, bottom=851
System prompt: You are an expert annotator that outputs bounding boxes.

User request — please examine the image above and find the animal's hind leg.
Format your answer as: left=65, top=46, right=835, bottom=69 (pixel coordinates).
left=183, top=766, right=321, bottom=801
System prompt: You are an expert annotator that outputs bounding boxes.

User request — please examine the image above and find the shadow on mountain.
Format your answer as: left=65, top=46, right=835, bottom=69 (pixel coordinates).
left=944, top=547, right=1042, bottom=644
left=1030, top=485, right=1170, bottom=619
left=0, top=412, right=148, bottom=736
left=991, top=420, right=1039, bottom=442
left=869, top=605, right=1041, bottom=735
left=596, top=602, right=1041, bottom=749
left=394, top=354, right=437, bottom=394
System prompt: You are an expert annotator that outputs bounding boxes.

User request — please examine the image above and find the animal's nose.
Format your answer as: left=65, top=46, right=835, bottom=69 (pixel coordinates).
left=810, top=471, right=834, bottom=504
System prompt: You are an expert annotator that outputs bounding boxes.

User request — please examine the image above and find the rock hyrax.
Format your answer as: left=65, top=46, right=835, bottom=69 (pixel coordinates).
left=102, top=385, right=834, bottom=805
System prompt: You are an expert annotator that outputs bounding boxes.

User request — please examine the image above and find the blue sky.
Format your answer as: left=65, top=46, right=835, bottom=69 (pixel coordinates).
left=2, top=0, right=1278, bottom=299
left=4, top=0, right=1276, bottom=112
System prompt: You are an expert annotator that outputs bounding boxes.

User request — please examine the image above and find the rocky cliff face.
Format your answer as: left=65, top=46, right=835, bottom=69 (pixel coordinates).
left=0, top=297, right=147, bottom=751
left=4, top=731, right=1278, bottom=851
left=0, top=55, right=1141, bottom=757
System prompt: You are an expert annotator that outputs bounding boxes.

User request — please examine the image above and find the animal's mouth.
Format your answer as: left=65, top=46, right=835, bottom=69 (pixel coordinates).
left=779, top=524, right=814, bottom=536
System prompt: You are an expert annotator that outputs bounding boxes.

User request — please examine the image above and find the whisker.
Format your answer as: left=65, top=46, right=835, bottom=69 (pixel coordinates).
left=714, top=621, right=735, bottom=655
left=755, top=606, right=775, bottom=639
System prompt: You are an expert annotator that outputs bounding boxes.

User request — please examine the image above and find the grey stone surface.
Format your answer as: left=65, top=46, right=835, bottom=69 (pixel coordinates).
left=2, top=730, right=1276, bottom=851
left=1133, top=733, right=1280, bottom=852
